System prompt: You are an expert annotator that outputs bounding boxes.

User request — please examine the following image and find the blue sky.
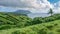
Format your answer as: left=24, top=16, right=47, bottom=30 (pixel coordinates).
left=0, top=7, right=17, bottom=12
left=48, top=0, right=60, bottom=3
left=0, top=0, right=60, bottom=13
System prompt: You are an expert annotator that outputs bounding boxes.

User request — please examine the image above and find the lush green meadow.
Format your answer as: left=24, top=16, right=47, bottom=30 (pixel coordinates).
left=0, top=12, right=60, bottom=34
left=0, top=20, right=60, bottom=34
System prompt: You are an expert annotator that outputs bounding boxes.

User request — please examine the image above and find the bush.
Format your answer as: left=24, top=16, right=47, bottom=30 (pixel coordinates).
left=44, top=17, right=55, bottom=22
left=46, top=26, right=53, bottom=30
left=37, top=28, right=47, bottom=34
left=12, top=30, right=20, bottom=34
left=0, top=25, right=16, bottom=30
left=56, top=29, right=60, bottom=32
left=32, top=17, right=45, bottom=25
left=12, top=30, right=26, bottom=34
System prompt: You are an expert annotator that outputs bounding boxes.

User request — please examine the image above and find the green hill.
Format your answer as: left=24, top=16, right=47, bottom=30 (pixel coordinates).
left=0, top=12, right=60, bottom=34
left=0, top=20, right=60, bottom=34
left=0, top=12, right=32, bottom=28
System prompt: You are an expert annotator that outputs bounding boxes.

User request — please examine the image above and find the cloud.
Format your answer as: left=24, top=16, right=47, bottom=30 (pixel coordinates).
left=53, top=1, right=60, bottom=13
left=54, top=1, right=60, bottom=8
left=0, top=0, right=53, bottom=9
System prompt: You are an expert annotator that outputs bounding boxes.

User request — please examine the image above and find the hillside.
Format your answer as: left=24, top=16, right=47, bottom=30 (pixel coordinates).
left=0, top=0, right=59, bottom=34
left=0, top=12, right=33, bottom=29
left=0, top=20, right=60, bottom=34
left=0, top=12, right=60, bottom=34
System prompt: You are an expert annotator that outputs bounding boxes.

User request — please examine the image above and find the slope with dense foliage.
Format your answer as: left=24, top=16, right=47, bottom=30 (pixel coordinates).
left=0, top=12, right=60, bottom=34
left=0, top=20, right=60, bottom=34
left=0, top=12, right=32, bottom=29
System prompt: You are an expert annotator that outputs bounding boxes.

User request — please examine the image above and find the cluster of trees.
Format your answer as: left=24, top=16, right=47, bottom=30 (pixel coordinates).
left=32, top=14, right=60, bottom=24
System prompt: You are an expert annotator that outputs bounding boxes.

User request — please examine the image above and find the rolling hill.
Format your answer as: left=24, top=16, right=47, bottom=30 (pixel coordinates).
left=0, top=12, right=60, bottom=34
left=0, top=20, right=60, bottom=34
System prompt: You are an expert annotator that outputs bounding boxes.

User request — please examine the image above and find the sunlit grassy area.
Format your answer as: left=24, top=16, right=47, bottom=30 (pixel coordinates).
left=0, top=20, right=60, bottom=34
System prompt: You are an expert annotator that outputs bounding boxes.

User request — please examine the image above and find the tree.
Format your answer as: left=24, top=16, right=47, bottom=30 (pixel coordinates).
left=32, top=17, right=45, bottom=24
left=48, top=8, right=53, bottom=16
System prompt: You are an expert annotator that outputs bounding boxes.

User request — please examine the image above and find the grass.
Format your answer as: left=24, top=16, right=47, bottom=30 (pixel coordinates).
left=0, top=20, right=60, bottom=34
left=0, top=13, right=60, bottom=34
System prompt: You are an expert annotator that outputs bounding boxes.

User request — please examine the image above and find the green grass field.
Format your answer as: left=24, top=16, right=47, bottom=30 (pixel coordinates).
left=0, top=20, right=60, bottom=34
left=0, top=13, right=60, bottom=34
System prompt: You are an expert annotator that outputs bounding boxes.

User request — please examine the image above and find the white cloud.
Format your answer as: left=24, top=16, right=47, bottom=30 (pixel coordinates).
left=53, top=1, right=60, bottom=13
left=0, top=0, right=53, bottom=13
left=0, top=0, right=52, bottom=8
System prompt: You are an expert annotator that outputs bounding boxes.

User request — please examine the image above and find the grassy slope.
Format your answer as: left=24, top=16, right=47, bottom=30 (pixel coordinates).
left=0, top=20, right=60, bottom=34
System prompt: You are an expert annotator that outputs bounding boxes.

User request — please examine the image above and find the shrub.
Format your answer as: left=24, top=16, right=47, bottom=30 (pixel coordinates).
left=32, top=17, right=45, bottom=24
left=56, top=29, right=60, bottom=32
left=12, top=30, right=20, bottom=34
left=37, top=29, right=47, bottom=34
left=44, top=17, right=55, bottom=22
left=12, top=30, right=26, bottom=34
left=46, top=26, right=53, bottom=30
left=0, top=25, right=16, bottom=30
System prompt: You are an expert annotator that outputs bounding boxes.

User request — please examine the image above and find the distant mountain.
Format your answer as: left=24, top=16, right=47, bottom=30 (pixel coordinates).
left=14, top=10, right=31, bottom=14
left=4, top=10, right=32, bottom=16
left=1, top=10, right=31, bottom=16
